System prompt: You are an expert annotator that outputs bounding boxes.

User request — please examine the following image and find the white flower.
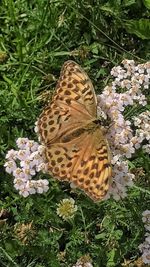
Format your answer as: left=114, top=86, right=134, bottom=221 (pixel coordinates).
left=17, top=150, right=30, bottom=161
left=36, top=162, right=48, bottom=172
left=19, top=187, right=30, bottom=197
left=35, top=179, right=49, bottom=193
left=16, top=138, right=29, bottom=149
left=14, top=178, right=26, bottom=190
left=139, top=210, right=150, bottom=264
left=143, top=144, right=150, bottom=154
left=29, top=151, right=44, bottom=166
left=37, top=145, right=46, bottom=155
left=5, top=149, right=17, bottom=160
left=139, top=236, right=150, bottom=265
left=121, top=144, right=135, bottom=158
left=142, top=251, right=150, bottom=264
left=4, top=161, right=17, bottom=174
left=142, top=210, right=150, bottom=227
left=13, top=168, right=28, bottom=179
left=26, top=140, right=39, bottom=152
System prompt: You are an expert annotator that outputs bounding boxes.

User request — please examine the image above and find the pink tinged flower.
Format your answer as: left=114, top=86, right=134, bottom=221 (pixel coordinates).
left=134, top=117, right=141, bottom=126
left=115, top=160, right=129, bottom=173
left=139, top=236, right=150, bottom=265
left=123, top=174, right=134, bottom=187
left=26, top=181, right=36, bottom=194
left=26, top=140, right=39, bottom=152
left=138, top=74, right=146, bottom=84
left=42, top=181, right=49, bottom=192
left=142, top=210, right=150, bottom=224
left=122, top=59, right=135, bottom=67
left=23, top=168, right=35, bottom=178
left=4, top=161, right=17, bottom=174
left=36, top=163, right=48, bottom=173
left=35, top=179, right=49, bottom=193
left=135, top=64, right=145, bottom=74
left=120, top=93, right=133, bottom=106
left=139, top=95, right=147, bottom=106
left=16, top=138, right=29, bottom=149
left=145, top=62, right=150, bottom=74
left=106, top=182, right=127, bottom=201
left=111, top=155, right=122, bottom=164
left=111, top=66, right=126, bottom=80
left=121, top=144, right=135, bottom=158
left=5, top=149, right=17, bottom=160
left=143, top=144, right=150, bottom=154
left=17, top=150, right=30, bottom=161
left=142, top=252, right=150, bottom=264
left=120, top=80, right=131, bottom=89
left=19, top=187, right=30, bottom=197
left=20, top=159, right=35, bottom=169
left=142, top=210, right=150, bottom=217
left=36, top=187, right=44, bottom=194
left=37, top=145, right=46, bottom=155
left=143, top=75, right=149, bottom=89
left=29, top=151, right=44, bottom=165
left=29, top=188, right=36, bottom=194
left=13, top=168, right=26, bottom=179
left=14, top=178, right=26, bottom=190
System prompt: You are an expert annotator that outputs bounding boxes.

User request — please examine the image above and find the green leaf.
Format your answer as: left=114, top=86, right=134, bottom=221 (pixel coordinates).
left=99, top=2, right=121, bottom=16
left=143, top=0, right=150, bottom=9
left=114, top=229, right=123, bottom=240
left=122, top=0, right=136, bottom=7
left=107, top=248, right=116, bottom=267
left=95, top=232, right=106, bottom=239
left=125, top=19, right=150, bottom=39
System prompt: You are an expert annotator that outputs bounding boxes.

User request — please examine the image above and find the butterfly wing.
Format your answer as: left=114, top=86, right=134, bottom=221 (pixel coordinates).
left=45, top=127, right=111, bottom=201
left=55, top=60, right=97, bottom=116
left=38, top=61, right=97, bottom=145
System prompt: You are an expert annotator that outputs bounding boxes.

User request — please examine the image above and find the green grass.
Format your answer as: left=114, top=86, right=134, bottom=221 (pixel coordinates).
left=0, top=0, right=150, bottom=266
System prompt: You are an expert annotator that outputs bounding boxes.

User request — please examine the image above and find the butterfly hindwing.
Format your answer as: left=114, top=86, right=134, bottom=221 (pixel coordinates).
left=45, top=127, right=111, bottom=201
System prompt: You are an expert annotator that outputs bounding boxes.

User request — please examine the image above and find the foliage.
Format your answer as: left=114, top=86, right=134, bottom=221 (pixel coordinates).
left=0, top=0, right=150, bottom=266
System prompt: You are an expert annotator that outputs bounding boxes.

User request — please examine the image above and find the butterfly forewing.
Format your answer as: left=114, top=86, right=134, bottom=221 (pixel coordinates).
left=55, top=61, right=97, bottom=116
left=38, top=61, right=112, bottom=201
left=38, top=61, right=96, bottom=145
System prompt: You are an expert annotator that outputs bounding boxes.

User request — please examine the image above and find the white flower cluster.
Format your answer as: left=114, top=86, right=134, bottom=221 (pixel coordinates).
left=97, top=59, right=150, bottom=201
left=133, top=111, right=150, bottom=154
left=4, top=138, right=49, bottom=197
left=139, top=210, right=150, bottom=265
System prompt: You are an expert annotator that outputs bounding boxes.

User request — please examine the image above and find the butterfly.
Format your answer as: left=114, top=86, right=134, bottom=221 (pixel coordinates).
left=37, top=61, right=112, bottom=201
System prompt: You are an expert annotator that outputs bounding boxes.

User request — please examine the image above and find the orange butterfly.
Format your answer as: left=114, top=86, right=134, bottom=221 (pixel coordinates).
left=38, top=61, right=112, bottom=201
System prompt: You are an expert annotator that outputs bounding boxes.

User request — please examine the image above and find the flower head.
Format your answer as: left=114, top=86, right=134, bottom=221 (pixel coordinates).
left=138, top=210, right=150, bottom=264
left=57, top=198, right=77, bottom=220
left=72, top=255, right=93, bottom=267
left=14, top=221, right=36, bottom=244
left=4, top=138, right=49, bottom=197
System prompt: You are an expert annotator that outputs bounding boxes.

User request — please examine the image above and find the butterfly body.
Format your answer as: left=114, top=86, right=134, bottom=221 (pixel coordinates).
left=38, top=61, right=112, bottom=201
